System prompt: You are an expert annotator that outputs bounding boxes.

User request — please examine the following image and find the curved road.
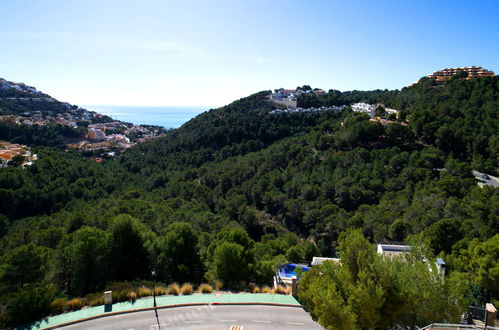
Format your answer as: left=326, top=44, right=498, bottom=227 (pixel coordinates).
left=61, top=304, right=322, bottom=329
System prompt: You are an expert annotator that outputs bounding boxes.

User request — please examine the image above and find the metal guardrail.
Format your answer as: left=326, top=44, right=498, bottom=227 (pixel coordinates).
left=419, top=324, right=499, bottom=330
left=274, top=269, right=285, bottom=287
left=470, top=306, right=487, bottom=322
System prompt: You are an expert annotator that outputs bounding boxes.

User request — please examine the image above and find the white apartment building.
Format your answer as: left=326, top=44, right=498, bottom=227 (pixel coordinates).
left=351, top=102, right=376, bottom=118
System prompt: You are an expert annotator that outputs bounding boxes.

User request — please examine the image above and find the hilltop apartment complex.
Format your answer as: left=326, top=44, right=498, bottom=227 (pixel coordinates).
left=428, top=66, right=494, bottom=82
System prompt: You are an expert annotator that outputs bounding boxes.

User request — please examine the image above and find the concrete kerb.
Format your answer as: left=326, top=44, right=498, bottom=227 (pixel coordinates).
left=42, top=301, right=304, bottom=329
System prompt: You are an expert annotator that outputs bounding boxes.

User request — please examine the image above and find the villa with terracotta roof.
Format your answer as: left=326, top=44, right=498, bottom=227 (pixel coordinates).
left=0, top=141, right=37, bottom=167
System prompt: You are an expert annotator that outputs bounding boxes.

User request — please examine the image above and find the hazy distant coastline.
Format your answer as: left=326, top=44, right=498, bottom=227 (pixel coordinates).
left=84, top=105, right=208, bottom=128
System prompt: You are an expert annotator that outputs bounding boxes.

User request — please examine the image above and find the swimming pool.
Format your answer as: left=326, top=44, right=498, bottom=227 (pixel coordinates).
left=279, top=263, right=310, bottom=278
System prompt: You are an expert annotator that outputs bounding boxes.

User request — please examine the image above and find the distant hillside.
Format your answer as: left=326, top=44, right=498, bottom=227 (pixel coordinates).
left=0, top=77, right=113, bottom=121
left=0, top=78, right=166, bottom=150
left=299, top=76, right=499, bottom=169
left=0, top=78, right=50, bottom=98
left=119, top=91, right=345, bottom=172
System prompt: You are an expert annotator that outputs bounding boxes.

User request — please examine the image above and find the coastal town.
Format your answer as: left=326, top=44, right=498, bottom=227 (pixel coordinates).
left=67, top=122, right=166, bottom=152
left=0, top=78, right=168, bottom=165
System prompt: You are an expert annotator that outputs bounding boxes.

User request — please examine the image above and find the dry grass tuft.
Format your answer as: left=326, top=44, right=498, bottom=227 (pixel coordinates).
left=66, top=298, right=84, bottom=311
left=214, top=280, right=223, bottom=290
left=273, top=285, right=287, bottom=295
left=180, top=283, right=193, bottom=295
left=261, top=286, right=272, bottom=293
left=168, top=283, right=180, bottom=295
left=84, top=292, right=104, bottom=306
left=198, top=283, right=213, bottom=294
left=250, top=285, right=261, bottom=293
left=154, top=286, right=168, bottom=295
left=138, top=286, right=152, bottom=297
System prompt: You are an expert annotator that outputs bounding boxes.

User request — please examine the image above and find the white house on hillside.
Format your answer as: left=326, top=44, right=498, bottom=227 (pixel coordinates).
left=377, top=244, right=412, bottom=257
left=351, top=102, right=376, bottom=118
left=311, top=257, right=341, bottom=265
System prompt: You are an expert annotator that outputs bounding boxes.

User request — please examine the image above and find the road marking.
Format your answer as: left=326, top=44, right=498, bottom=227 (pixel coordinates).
left=149, top=324, right=169, bottom=328
left=287, top=321, right=305, bottom=326
left=219, top=319, right=238, bottom=322
left=252, top=320, right=271, bottom=323
left=184, top=320, right=205, bottom=323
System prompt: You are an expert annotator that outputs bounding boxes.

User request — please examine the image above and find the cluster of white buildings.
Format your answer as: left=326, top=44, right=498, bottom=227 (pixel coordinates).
left=75, top=122, right=135, bottom=151
left=87, top=128, right=107, bottom=140
left=351, top=102, right=399, bottom=119
left=311, top=244, right=446, bottom=276
left=269, top=105, right=347, bottom=115
left=270, top=89, right=298, bottom=108
left=269, top=88, right=327, bottom=109
left=0, top=142, right=37, bottom=168
left=269, top=101, right=400, bottom=120
left=0, top=77, right=168, bottom=157
left=269, top=87, right=400, bottom=120
left=351, top=102, right=376, bottom=118
left=124, top=125, right=150, bottom=135
left=276, top=243, right=446, bottom=294
left=0, top=105, right=105, bottom=129
left=0, top=78, right=41, bottom=95
left=124, top=125, right=166, bottom=143
left=87, top=127, right=129, bottom=144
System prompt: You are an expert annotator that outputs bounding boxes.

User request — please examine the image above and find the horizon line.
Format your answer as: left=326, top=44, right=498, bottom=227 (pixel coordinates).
left=82, top=104, right=217, bottom=109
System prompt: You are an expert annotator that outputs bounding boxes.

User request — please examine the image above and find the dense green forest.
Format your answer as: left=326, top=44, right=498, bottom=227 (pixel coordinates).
left=0, top=123, right=84, bottom=148
left=0, top=76, right=497, bottom=327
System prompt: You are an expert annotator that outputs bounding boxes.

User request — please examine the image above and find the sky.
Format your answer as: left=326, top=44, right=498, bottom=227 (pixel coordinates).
left=0, top=0, right=498, bottom=107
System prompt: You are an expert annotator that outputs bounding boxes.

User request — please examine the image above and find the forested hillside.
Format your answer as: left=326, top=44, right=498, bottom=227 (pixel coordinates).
left=0, top=76, right=497, bottom=327
left=300, top=76, right=499, bottom=169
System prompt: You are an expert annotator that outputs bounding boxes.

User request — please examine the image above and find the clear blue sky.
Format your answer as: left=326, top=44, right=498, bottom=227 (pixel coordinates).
left=1, top=0, right=498, bottom=107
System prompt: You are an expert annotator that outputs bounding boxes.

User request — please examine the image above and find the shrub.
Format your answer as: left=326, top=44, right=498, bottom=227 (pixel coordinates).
left=137, top=287, right=152, bottom=297
left=85, top=293, right=104, bottom=307
left=66, top=298, right=84, bottom=311
left=50, top=297, right=68, bottom=314
left=214, top=280, right=223, bottom=291
left=154, top=286, right=168, bottom=295
left=6, top=285, right=57, bottom=327
left=87, top=298, right=104, bottom=307
left=261, top=286, right=272, bottom=293
left=238, top=280, right=247, bottom=290
left=168, top=283, right=180, bottom=295
left=105, top=281, right=134, bottom=291
left=198, top=283, right=213, bottom=294
left=273, top=285, right=287, bottom=295
left=180, top=283, right=193, bottom=295
left=111, top=290, right=129, bottom=303
left=105, top=282, right=133, bottom=303
left=250, top=285, right=261, bottom=293
left=129, top=292, right=137, bottom=302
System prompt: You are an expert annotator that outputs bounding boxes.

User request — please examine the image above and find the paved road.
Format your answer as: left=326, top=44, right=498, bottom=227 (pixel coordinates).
left=472, top=170, right=499, bottom=188
left=61, top=305, right=322, bottom=329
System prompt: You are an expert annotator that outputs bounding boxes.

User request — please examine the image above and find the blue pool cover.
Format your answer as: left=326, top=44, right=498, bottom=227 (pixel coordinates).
left=279, top=263, right=311, bottom=278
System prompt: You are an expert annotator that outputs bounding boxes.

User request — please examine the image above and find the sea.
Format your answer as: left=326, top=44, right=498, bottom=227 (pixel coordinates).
left=83, top=105, right=210, bottom=129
